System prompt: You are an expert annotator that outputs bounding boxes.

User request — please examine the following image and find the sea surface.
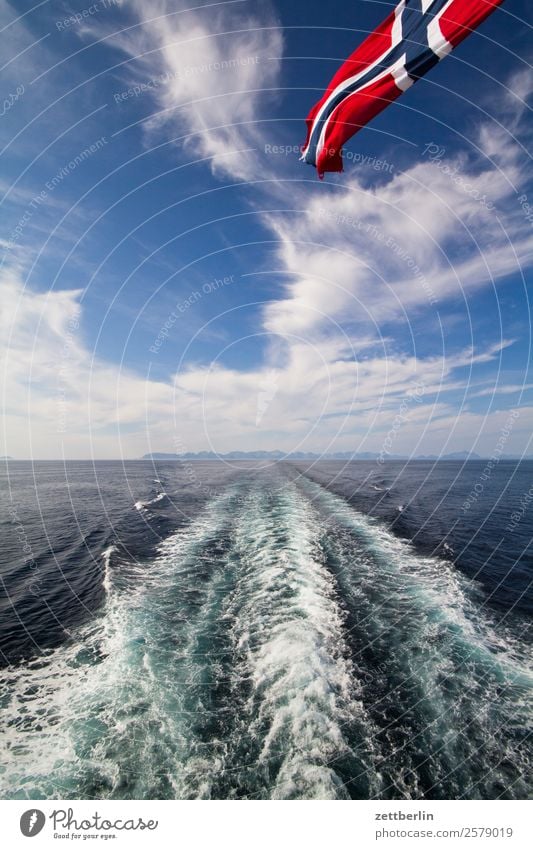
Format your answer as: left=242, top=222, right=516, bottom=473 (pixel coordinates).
left=0, top=459, right=531, bottom=800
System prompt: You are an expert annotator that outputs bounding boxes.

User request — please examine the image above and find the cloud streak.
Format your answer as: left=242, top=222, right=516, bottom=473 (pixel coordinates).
left=2, top=4, right=532, bottom=458
left=94, top=0, right=282, bottom=180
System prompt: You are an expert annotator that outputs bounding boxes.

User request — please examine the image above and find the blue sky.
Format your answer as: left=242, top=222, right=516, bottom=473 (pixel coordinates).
left=1, top=0, right=532, bottom=459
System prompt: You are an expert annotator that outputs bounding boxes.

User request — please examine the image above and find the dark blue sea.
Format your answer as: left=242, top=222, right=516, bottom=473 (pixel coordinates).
left=0, top=460, right=531, bottom=800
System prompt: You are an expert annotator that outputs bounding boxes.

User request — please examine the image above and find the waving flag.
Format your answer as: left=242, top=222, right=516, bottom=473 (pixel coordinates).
left=302, top=0, right=505, bottom=177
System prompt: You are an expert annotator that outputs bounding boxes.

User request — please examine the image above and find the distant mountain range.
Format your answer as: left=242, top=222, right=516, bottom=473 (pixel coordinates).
left=2, top=452, right=531, bottom=462
left=142, top=450, right=531, bottom=461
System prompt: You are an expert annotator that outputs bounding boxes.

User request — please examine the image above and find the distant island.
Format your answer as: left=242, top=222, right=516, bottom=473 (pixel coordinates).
left=142, top=450, right=530, bottom=461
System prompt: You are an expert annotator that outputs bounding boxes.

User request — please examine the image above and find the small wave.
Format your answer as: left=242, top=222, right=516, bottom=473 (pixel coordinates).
left=218, top=482, right=378, bottom=799
left=2, top=470, right=531, bottom=801
left=134, top=492, right=167, bottom=511
left=101, top=545, right=117, bottom=594
left=0, top=483, right=246, bottom=800
left=296, top=474, right=533, bottom=798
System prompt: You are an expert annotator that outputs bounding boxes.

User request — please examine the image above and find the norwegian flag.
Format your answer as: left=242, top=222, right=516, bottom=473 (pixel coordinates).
left=302, top=0, right=505, bottom=177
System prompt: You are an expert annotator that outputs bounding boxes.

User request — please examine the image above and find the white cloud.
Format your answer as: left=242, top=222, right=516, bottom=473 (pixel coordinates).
left=0, top=269, right=174, bottom=458
left=171, top=337, right=526, bottom=455
left=3, top=8, right=532, bottom=458
left=92, top=0, right=282, bottom=180
left=260, top=145, right=533, bottom=335
left=255, top=64, right=533, bottom=339
left=1, top=266, right=530, bottom=459
left=497, top=67, right=533, bottom=126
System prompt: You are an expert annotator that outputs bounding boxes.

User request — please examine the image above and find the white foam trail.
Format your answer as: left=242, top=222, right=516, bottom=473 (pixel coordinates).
left=295, top=475, right=533, bottom=798
left=0, top=484, right=243, bottom=800
left=101, top=545, right=117, bottom=594
left=299, top=476, right=533, bottom=680
left=2, top=472, right=530, bottom=801
left=222, top=481, right=380, bottom=799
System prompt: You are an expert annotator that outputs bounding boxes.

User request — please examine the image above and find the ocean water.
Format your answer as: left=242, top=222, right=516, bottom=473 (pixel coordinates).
left=0, top=460, right=531, bottom=800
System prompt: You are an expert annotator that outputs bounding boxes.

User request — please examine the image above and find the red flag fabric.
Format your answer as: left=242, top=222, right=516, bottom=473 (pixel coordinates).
left=302, top=0, right=505, bottom=177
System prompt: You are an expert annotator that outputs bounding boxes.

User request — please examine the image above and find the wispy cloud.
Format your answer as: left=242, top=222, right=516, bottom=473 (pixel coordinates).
left=0, top=269, right=172, bottom=458
left=1, top=265, right=530, bottom=458
left=261, top=147, right=533, bottom=336
left=86, top=0, right=282, bottom=180
left=2, top=4, right=531, bottom=458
